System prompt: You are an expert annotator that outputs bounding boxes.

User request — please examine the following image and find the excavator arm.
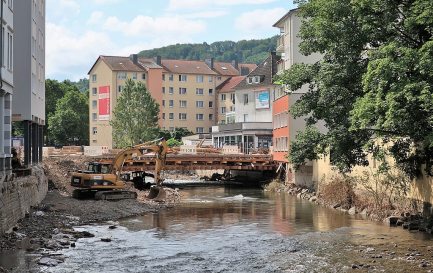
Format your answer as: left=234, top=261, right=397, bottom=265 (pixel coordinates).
left=112, top=138, right=168, bottom=187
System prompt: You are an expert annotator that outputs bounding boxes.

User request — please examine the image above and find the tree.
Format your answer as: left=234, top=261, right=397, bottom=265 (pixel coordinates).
left=171, top=127, right=193, bottom=141
left=275, top=0, right=433, bottom=177
left=48, top=88, right=89, bottom=146
left=111, top=79, right=160, bottom=148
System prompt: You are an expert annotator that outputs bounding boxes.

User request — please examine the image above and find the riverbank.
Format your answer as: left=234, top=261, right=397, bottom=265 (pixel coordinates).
left=272, top=182, right=433, bottom=235
left=0, top=157, right=180, bottom=272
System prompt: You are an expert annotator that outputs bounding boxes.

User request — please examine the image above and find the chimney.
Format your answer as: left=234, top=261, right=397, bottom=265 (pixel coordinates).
left=130, top=54, right=138, bottom=64
left=205, top=58, right=214, bottom=69
left=231, top=59, right=239, bottom=70
left=154, top=55, right=162, bottom=66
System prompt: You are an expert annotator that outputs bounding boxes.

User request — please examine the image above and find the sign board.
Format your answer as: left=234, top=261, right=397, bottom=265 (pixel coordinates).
left=98, top=86, right=110, bottom=121
left=255, top=90, right=270, bottom=109
left=11, top=137, right=24, bottom=147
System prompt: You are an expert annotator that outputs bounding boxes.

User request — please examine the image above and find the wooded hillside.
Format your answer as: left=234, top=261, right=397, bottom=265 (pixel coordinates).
left=138, top=36, right=278, bottom=64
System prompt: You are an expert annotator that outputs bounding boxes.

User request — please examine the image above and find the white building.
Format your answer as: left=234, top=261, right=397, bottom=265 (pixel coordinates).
left=12, top=0, right=45, bottom=166
left=212, top=53, right=280, bottom=153
left=0, top=0, right=14, bottom=178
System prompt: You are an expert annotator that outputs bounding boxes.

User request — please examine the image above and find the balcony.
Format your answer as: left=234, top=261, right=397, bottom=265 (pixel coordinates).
left=214, top=122, right=273, bottom=133
left=277, top=60, right=285, bottom=74
left=276, top=35, right=285, bottom=53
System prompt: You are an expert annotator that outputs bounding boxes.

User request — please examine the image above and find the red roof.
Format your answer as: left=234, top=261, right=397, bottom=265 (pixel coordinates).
left=161, top=59, right=218, bottom=75
left=217, top=76, right=246, bottom=93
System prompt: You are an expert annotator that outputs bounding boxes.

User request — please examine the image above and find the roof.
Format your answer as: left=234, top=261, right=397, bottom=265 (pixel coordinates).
left=273, top=8, right=299, bottom=28
left=161, top=59, right=218, bottom=75
left=100, top=56, right=144, bottom=71
left=213, top=62, right=257, bottom=76
left=235, top=52, right=281, bottom=90
left=217, top=76, right=246, bottom=93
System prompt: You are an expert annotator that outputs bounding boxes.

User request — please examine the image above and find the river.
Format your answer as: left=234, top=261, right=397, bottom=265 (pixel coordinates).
left=11, top=187, right=433, bottom=272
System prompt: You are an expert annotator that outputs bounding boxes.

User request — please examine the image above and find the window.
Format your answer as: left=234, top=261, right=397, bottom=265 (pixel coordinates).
left=179, top=100, right=187, bottom=108
left=209, top=114, right=214, bottom=120
left=209, top=101, right=213, bottom=108
left=244, top=114, right=248, bottom=122
left=162, top=74, right=166, bottom=81
left=217, top=76, right=222, bottom=81
left=209, top=76, right=213, bottom=83
left=230, top=106, right=235, bottom=112
left=169, top=127, right=175, bottom=132
left=196, top=75, right=204, bottom=83
left=243, top=94, right=249, bottom=104
left=8, top=0, right=13, bottom=10
left=169, top=74, right=174, bottom=81
left=92, top=74, right=97, bottom=82
left=117, top=72, right=127, bottom=79
left=230, top=93, right=235, bottom=104
left=92, top=88, right=97, bottom=95
left=196, top=127, right=204, bottom=134
left=169, top=113, right=174, bottom=120
left=247, top=77, right=253, bottom=84
left=92, top=100, right=97, bottom=109
left=92, top=127, right=98, bottom=135
left=196, top=88, right=204, bottom=95
left=209, top=89, right=213, bottom=95
left=179, top=75, right=187, bottom=82
left=169, top=100, right=174, bottom=108
left=92, top=113, right=97, bottom=121
left=196, top=114, right=204, bottom=120
left=221, top=94, right=226, bottom=101
left=162, top=113, right=166, bottom=120
left=132, top=72, right=137, bottom=80
left=162, top=87, right=165, bottom=94
left=196, top=101, right=204, bottom=108
left=179, top=88, right=187, bottom=95
left=7, top=32, right=12, bottom=71
left=179, top=113, right=187, bottom=120
left=142, top=73, right=146, bottom=80
left=118, top=85, right=123, bottom=92
left=221, top=107, right=226, bottom=114
left=162, top=100, right=165, bottom=107
left=169, top=87, right=174, bottom=94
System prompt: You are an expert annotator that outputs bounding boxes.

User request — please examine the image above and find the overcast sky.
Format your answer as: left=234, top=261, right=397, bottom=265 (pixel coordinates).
left=46, top=0, right=296, bottom=81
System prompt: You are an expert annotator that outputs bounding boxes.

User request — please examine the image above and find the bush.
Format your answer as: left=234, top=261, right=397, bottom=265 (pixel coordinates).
left=319, top=175, right=357, bottom=209
left=167, top=138, right=182, bottom=147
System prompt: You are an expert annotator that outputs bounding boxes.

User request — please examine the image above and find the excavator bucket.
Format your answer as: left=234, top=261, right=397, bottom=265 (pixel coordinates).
left=147, top=185, right=166, bottom=202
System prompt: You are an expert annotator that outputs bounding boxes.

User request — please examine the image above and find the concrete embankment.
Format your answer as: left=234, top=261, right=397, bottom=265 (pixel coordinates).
left=0, top=167, right=48, bottom=234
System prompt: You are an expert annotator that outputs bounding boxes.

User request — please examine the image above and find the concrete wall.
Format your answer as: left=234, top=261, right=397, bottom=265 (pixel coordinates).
left=235, top=85, right=277, bottom=123
left=0, top=166, right=48, bottom=234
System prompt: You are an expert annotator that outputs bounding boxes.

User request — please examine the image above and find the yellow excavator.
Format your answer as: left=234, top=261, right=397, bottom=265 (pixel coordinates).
left=70, top=138, right=168, bottom=201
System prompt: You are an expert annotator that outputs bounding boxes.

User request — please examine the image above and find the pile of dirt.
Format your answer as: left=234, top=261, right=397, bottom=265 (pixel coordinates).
left=43, top=156, right=91, bottom=195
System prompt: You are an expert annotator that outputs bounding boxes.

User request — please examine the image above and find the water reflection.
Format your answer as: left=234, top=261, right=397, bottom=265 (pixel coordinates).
left=120, top=187, right=354, bottom=236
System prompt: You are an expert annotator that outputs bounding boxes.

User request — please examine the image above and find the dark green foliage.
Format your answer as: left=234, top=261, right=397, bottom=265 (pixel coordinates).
left=138, top=37, right=278, bottom=64
left=45, top=79, right=88, bottom=145
left=111, top=79, right=160, bottom=148
left=275, top=0, right=433, bottom=177
left=171, top=128, right=193, bottom=141
left=48, top=89, right=89, bottom=146
left=167, top=138, right=182, bottom=148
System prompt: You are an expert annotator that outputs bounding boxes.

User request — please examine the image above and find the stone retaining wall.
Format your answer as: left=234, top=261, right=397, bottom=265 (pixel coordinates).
left=0, top=166, right=48, bottom=234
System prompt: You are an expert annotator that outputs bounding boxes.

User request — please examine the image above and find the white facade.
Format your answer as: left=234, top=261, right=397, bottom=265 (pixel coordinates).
left=12, top=0, right=45, bottom=125
left=0, top=0, right=14, bottom=176
left=234, top=86, right=277, bottom=123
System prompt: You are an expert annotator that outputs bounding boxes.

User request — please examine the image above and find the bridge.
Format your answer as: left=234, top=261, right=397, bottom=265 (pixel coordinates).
left=121, top=153, right=276, bottom=172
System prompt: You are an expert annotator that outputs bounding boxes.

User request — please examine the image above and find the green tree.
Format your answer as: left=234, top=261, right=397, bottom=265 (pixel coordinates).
left=48, top=88, right=89, bottom=146
left=275, top=0, right=433, bottom=177
left=111, top=79, right=160, bottom=148
left=171, top=127, right=193, bottom=141
left=167, top=138, right=182, bottom=147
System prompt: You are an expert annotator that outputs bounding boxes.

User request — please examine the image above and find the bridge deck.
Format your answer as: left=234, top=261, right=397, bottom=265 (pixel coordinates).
left=118, top=153, right=276, bottom=171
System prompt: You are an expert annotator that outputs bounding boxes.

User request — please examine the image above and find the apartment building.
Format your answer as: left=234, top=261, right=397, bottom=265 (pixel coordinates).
left=88, top=55, right=163, bottom=148
left=0, top=0, right=14, bottom=177
left=88, top=55, right=255, bottom=148
left=273, top=8, right=323, bottom=185
left=12, top=0, right=46, bottom=166
left=213, top=53, right=280, bottom=153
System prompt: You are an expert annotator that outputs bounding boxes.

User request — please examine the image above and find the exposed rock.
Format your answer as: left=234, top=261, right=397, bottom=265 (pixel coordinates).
left=348, top=207, right=356, bottom=215
left=108, top=225, right=117, bottom=229
left=309, top=196, right=317, bottom=202
left=384, top=216, right=399, bottom=226
left=101, top=238, right=112, bottom=242
left=38, top=257, right=59, bottom=267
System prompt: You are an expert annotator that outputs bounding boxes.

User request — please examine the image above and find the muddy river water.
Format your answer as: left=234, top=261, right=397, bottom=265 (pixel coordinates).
left=13, top=187, right=433, bottom=272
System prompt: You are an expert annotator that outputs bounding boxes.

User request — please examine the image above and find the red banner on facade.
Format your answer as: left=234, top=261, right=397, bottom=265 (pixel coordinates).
left=98, top=86, right=110, bottom=121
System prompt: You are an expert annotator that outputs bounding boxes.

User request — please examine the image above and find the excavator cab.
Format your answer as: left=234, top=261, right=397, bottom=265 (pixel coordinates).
left=85, top=162, right=111, bottom=174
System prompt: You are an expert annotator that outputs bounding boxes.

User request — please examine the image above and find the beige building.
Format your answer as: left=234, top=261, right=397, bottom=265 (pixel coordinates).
left=88, top=55, right=255, bottom=148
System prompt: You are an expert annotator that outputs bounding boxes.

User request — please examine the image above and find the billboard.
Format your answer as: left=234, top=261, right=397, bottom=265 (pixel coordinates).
left=98, top=86, right=110, bottom=121
left=255, top=90, right=270, bottom=109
